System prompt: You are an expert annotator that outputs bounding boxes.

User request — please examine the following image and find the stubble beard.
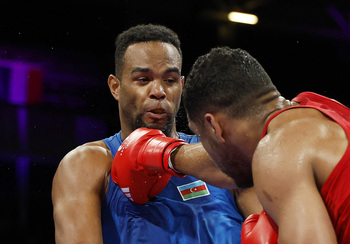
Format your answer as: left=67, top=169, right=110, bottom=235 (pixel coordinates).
left=123, top=108, right=176, bottom=137
left=224, top=161, right=253, bottom=189
left=134, top=113, right=174, bottom=137
left=208, top=139, right=254, bottom=189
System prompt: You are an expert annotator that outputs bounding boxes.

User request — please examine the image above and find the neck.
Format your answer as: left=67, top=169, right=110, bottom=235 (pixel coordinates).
left=263, top=95, right=294, bottom=125
left=120, top=124, right=178, bottom=141
left=168, top=124, right=179, bottom=139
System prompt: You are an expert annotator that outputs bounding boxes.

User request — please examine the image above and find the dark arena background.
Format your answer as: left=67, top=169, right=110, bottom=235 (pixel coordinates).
left=1, top=0, right=349, bottom=243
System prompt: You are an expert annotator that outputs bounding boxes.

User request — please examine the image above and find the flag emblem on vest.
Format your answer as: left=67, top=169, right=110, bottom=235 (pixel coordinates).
left=177, top=180, right=210, bottom=201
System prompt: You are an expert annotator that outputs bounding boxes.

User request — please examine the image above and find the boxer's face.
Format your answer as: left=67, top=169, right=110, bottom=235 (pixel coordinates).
left=116, top=41, right=183, bottom=137
left=188, top=117, right=254, bottom=189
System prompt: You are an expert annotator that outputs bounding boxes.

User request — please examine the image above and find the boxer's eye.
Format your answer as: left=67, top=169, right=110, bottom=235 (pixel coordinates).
left=164, top=78, right=176, bottom=84
left=138, top=77, right=150, bottom=83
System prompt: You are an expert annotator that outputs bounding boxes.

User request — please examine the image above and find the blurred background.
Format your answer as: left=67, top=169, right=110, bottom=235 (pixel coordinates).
left=1, top=0, right=349, bottom=243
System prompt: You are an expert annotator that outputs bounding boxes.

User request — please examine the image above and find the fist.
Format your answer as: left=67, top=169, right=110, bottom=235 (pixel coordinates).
left=111, top=128, right=187, bottom=204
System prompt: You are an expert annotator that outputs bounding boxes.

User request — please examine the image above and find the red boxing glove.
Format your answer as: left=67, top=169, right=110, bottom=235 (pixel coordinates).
left=111, top=128, right=188, bottom=204
left=241, top=210, right=279, bottom=244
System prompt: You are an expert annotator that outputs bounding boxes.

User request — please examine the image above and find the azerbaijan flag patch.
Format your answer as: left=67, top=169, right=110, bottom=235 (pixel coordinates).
left=177, top=180, right=210, bottom=201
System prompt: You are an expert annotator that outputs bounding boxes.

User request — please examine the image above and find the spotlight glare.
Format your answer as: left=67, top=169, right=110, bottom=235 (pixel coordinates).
left=228, top=11, right=258, bottom=25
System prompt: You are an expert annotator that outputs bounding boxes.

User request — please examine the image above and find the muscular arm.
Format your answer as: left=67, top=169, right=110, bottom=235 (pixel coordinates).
left=253, top=110, right=342, bottom=243
left=52, top=142, right=112, bottom=244
left=234, top=187, right=263, bottom=219
left=171, top=142, right=238, bottom=189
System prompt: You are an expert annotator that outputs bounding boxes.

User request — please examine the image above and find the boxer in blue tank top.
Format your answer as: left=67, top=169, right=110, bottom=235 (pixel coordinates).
left=102, top=131, right=243, bottom=244
left=52, top=24, right=261, bottom=244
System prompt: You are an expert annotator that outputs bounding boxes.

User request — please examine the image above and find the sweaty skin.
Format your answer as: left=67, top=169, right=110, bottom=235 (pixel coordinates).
left=253, top=107, right=345, bottom=243
left=187, top=91, right=344, bottom=243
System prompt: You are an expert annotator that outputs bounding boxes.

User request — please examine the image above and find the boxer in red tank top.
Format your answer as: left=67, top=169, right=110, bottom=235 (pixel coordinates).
left=183, top=47, right=350, bottom=243
left=259, top=92, right=350, bottom=243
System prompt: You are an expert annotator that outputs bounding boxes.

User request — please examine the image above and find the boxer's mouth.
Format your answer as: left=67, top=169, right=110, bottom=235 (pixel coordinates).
left=151, top=109, right=166, bottom=114
left=145, top=108, right=168, bottom=121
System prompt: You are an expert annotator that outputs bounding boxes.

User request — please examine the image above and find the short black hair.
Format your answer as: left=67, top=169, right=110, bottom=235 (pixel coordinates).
left=114, top=24, right=182, bottom=78
left=183, top=47, right=278, bottom=123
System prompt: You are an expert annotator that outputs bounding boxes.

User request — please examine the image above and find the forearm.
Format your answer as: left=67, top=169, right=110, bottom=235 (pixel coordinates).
left=234, top=187, right=263, bottom=219
left=171, top=143, right=237, bottom=189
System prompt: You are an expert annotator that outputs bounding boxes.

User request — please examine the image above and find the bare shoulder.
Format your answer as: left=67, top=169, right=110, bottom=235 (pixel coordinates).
left=52, top=140, right=113, bottom=198
left=253, top=107, right=347, bottom=212
left=52, top=140, right=113, bottom=243
left=254, top=107, right=347, bottom=171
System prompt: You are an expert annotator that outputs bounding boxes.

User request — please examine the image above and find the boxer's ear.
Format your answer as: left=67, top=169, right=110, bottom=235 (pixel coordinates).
left=108, top=75, right=120, bottom=101
left=204, top=113, right=225, bottom=143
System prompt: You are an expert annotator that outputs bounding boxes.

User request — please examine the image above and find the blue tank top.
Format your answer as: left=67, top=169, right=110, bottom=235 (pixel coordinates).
left=102, top=132, right=243, bottom=244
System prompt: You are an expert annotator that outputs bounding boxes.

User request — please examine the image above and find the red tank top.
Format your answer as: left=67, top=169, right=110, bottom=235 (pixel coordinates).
left=262, top=92, right=350, bottom=243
